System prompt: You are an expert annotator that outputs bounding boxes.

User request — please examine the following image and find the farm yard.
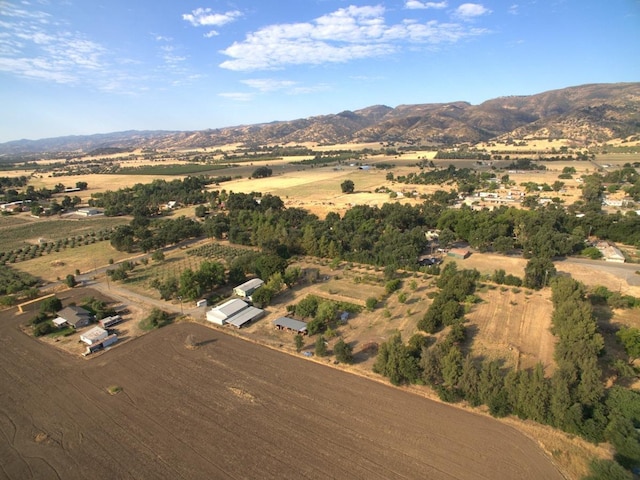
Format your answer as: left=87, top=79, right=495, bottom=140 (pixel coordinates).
left=0, top=304, right=565, bottom=480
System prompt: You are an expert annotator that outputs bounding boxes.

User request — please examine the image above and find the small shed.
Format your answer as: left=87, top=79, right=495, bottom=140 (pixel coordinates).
left=84, top=334, right=118, bottom=355
left=274, top=317, right=308, bottom=335
left=447, top=248, right=470, bottom=259
left=80, top=326, right=108, bottom=345
left=99, top=315, right=122, bottom=329
left=233, top=278, right=264, bottom=298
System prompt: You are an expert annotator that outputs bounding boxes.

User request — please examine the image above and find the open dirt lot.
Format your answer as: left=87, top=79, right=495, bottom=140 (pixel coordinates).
left=0, top=291, right=565, bottom=480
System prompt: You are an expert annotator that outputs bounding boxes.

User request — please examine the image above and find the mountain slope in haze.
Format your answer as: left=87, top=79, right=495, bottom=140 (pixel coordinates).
left=1, top=82, right=638, bottom=156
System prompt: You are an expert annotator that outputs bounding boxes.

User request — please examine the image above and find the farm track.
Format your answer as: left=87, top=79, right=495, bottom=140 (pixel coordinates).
left=0, top=294, right=565, bottom=480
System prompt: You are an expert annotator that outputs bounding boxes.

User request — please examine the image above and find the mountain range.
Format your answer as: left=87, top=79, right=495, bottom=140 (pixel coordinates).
left=2, top=82, right=639, bottom=156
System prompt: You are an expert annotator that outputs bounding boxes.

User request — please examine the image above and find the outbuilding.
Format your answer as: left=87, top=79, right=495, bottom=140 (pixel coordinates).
left=80, top=326, right=109, bottom=345
left=206, top=298, right=265, bottom=328
left=447, top=248, right=471, bottom=259
left=233, top=278, right=264, bottom=298
left=99, top=315, right=122, bottom=329
left=274, top=317, right=308, bottom=335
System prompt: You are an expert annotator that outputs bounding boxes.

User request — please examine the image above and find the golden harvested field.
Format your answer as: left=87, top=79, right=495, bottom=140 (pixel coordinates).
left=467, top=287, right=556, bottom=371
left=0, top=290, right=566, bottom=480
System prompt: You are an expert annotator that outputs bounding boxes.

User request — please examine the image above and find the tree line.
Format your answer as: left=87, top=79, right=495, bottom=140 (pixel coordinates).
left=372, top=273, right=640, bottom=478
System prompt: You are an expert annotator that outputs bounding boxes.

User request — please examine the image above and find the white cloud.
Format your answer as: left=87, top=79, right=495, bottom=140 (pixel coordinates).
left=454, top=3, right=491, bottom=20
left=182, top=8, right=242, bottom=28
left=405, top=1, right=448, bottom=10
left=220, top=5, right=489, bottom=71
left=508, top=4, right=519, bottom=15
left=204, top=30, right=218, bottom=38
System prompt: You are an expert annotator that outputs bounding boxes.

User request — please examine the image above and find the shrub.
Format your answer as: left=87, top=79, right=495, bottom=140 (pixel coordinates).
left=33, top=321, right=53, bottom=337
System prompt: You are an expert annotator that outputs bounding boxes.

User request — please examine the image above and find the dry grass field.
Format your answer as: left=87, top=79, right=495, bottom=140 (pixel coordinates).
left=13, top=242, right=137, bottom=282
left=0, top=290, right=567, bottom=480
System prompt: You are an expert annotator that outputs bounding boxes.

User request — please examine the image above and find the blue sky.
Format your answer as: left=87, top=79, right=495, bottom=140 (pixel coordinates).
left=1, top=0, right=638, bottom=143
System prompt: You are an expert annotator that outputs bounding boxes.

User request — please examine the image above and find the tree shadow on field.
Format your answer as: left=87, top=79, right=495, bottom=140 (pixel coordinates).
left=196, top=338, right=217, bottom=348
left=462, top=323, right=480, bottom=349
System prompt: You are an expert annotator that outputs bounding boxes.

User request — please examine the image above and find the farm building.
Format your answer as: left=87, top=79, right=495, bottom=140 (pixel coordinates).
left=99, top=315, right=122, bottom=329
left=80, top=326, right=109, bottom=345
left=76, top=208, right=101, bottom=216
left=596, top=241, right=626, bottom=263
left=274, top=317, right=308, bottom=335
left=56, top=306, right=94, bottom=329
left=447, top=248, right=471, bottom=259
left=206, top=299, right=265, bottom=328
left=83, top=334, right=118, bottom=355
left=233, top=278, right=264, bottom=298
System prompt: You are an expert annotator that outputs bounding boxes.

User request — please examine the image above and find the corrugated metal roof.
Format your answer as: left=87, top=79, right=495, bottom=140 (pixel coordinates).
left=212, top=298, right=248, bottom=318
left=234, top=278, right=264, bottom=292
left=228, top=307, right=264, bottom=328
left=274, top=317, right=307, bottom=331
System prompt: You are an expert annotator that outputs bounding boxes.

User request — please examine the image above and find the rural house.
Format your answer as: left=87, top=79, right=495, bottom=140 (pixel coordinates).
left=55, top=306, right=94, bottom=329
left=233, top=278, right=264, bottom=298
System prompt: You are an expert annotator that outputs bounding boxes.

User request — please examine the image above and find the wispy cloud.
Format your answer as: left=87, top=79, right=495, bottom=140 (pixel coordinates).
left=405, top=1, right=448, bottom=10
left=0, top=2, right=109, bottom=84
left=241, top=78, right=297, bottom=92
left=240, top=78, right=331, bottom=95
left=219, top=5, right=489, bottom=71
left=182, top=8, right=242, bottom=37
left=0, top=2, right=200, bottom=93
left=508, top=4, right=519, bottom=15
left=218, top=92, right=254, bottom=101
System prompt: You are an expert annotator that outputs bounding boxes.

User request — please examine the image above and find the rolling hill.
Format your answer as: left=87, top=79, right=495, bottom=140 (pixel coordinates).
left=1, top=82, right=638, bottom=156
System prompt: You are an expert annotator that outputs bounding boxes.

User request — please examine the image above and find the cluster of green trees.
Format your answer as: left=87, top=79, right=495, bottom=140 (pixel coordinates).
left=373, top=274, right=640, bottom=477
left=110, top=216, right=203, bottom=253
left=150, top=260, right=226, bottom=301
left=0, top=267, right=38, bottom=297
left=417, top=263, right=477, bottom=333
left=286, top=294, right=361, bottom=337
left=0, top=178, right=86, bottom=204
left=188, top=190, right=640, bottom=271
left=89, top=176, right=216, bottom=216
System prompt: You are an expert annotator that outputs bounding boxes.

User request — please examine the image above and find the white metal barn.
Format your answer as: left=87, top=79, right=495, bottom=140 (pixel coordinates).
left=80, top=326, right=109, bottom=345
left=233, top=278, right=264, bottom=298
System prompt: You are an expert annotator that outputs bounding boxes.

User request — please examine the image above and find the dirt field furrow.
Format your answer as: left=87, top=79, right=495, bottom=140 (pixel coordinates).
left=0, top=299, right=565, bottom=480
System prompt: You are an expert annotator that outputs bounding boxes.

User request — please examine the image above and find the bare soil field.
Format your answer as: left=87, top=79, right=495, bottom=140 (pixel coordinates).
left=0, top=292, right=565, bottom=480
left=467, top=287, right=557, bottom=371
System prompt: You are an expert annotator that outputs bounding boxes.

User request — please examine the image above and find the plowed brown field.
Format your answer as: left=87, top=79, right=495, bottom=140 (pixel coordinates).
left=0, top=300, right=565, bottom=480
